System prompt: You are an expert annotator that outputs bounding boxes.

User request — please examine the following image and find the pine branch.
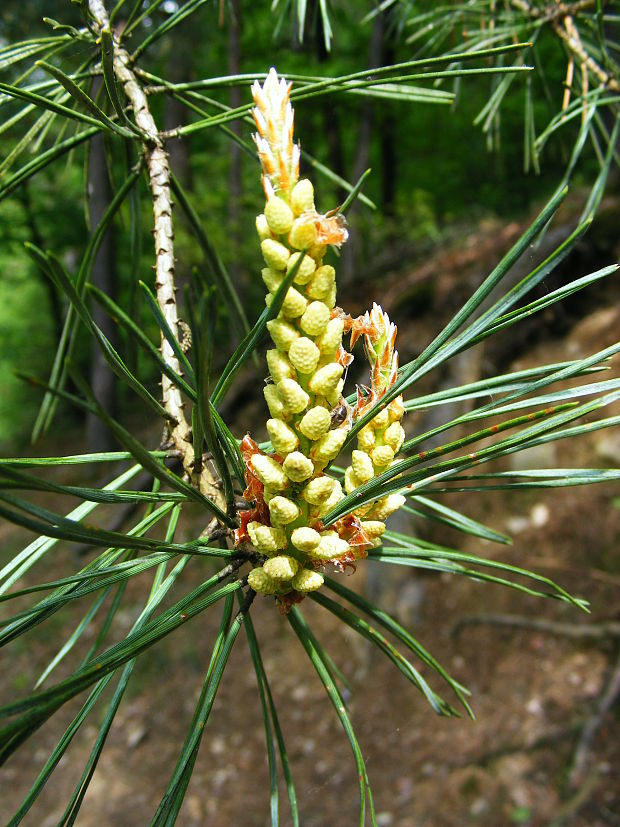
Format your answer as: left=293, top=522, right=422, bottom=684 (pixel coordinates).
left=569, top=650, right=620, bottom=789
left=509, top=0, right=619, bottom=91
left=552, top=14, right=619, bottom=93
left=86, top=0, right=226, bottom=512
left=451, top=614, right=620, bottom=640
left=509, top=0, right=597, bottom=24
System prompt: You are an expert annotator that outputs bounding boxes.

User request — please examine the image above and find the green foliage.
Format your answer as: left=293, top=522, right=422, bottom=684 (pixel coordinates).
left=0, top=1, right=618, bottom=824
left=379, top=0, right=619, bottom=184
left=0, top=199, right=54, bottom=447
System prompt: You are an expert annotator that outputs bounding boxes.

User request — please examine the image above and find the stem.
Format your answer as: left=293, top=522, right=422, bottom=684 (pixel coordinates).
left=553, top=14, right=619, bottom=92
left=509, top=0, right=618, bottom=91
left=86, top=0, right=226, bottom=512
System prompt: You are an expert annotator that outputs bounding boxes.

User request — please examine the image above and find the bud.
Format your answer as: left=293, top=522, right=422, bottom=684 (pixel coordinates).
left=261, top=238, right=290, bottom=270
left=280, top=286, right=308, bottom=319
left=325, top=378, right=344, bottom=407
left=291, top=526, right=322, bottom=551
left=308, top=243, right=327, bottom=260
left=384, top=421, right=406, bottom=452
left=263, top=554, right=299, bottom=580
left=283, top=451, right=314, bottom=482
left=353, top=502, right=374, bottom=518
left=351, top=449, right=374, bottom=483
left=264, top=384, right=285, bottom=419
left=256, top=214, right=272, bottom=241
left=371, top=445, right=395, bottom=467
left=287, top=251, right=316, bottom=285
left=291, top=178, right=315, bottom=215
left=300, top=300, right=330, bottom=336
left=268, top=495, right=300, bottom=525
left=360, top=520, right=386, bottom=538
left=324, top=284, right=337, bottom=310
left=318, top=481, right=344, bottom=515
left=302, top=475, right=337, bottom=504
left=248, top=567, right=279, bottom=594
left=250, top=454, right=289, bottom=491
left=288, top=337, right=320, bottom=374
left=267, top=318, right=299, bottom=351
left=306, top=264, right=335, bottom=300
left=308, top=362, right=344, bottom=396
left=371, top=408, right=390, bottom=430
left=311, top=427, right=347, bottom=464
left=316, top=317, right=344, bottom=354
left=369, top=494, right=406, bottom=521
left=388, top=395, right=405, bottom=422
left=291, top=568, right=324, bottom=592
left=308, top=534, right=349, bottom=561
left=344, top=466, right=361, bottom=494
left=262, top=267, right=284, bottom=293
left=277, top=378, right=310, bottom=414
left=265, top=196, right=294, bottom=235
left=247, top=521, right=288, bottom=552
left=357, top=425, right=375, bottom=452
left=266, top=418, right=299, bottom=455
left=289, top=217, right=317, bottom=250
left=266, top=349, right=295, bottom=384
left=299, top=405, right=331, bottom=440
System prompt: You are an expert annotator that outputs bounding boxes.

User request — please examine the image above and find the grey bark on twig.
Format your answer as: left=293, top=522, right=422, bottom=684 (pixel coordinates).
left=87, top=0, right=225, bottom=513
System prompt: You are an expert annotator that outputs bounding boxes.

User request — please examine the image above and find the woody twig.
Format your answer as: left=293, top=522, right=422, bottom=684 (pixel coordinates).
left=87, top=0, right=225, bottom=513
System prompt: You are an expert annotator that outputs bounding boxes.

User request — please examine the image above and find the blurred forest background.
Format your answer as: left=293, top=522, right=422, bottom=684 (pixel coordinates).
left=1, top=2, right=619, bottom=826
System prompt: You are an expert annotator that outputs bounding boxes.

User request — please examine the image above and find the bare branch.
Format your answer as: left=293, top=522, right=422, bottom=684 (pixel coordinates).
left=569, top=650, right=620, bottom=788
left=553, top=14, right=619, bottom=93
left=509, top=1, right=596, bottom=24
left=87, top=0, right=226, bottom=513
left=451, top=613, right=620, bottom=640
left=508, top=2, right=618, bottom=91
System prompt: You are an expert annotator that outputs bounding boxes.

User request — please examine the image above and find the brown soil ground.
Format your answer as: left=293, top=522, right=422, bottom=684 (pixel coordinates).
left=1, top=195, right=619, bottom=827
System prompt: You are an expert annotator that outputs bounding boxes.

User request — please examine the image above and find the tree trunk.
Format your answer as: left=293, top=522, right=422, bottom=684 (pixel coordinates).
left=86, top=128, right=118, bottom=451
left=18, top=183, right=64, bottom=341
